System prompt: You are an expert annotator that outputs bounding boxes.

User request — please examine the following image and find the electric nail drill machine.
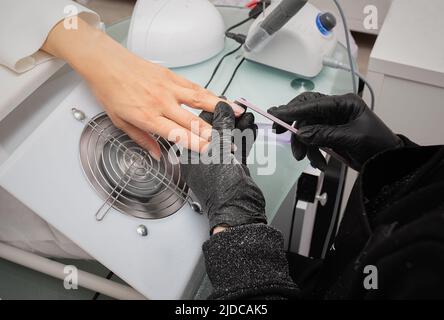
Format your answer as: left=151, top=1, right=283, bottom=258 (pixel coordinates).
left=243, top=0, right=338, bottom=77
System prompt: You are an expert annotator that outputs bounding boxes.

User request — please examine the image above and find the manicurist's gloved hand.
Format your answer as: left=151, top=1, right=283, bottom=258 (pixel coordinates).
left=268, top=92, right=403, bottom=171
left=199, top=104, right=258, bottom=166
left=181, top=102, right=266, bottom=234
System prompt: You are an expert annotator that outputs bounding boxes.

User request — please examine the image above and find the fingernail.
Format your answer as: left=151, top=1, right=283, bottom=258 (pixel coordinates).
left=229, top=102, right=245, bottom=117
left=149, top=150, right=161, bottom=161
left=201, top=142, right=210, bottom=154
left=201, top=128, right=212, bottom=141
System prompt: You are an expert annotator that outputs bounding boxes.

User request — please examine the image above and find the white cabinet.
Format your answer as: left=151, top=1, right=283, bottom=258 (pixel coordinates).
left=364, top=0, right=444, bottom=146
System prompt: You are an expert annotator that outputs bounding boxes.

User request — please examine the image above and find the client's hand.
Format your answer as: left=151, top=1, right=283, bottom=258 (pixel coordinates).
left=42, top=18, right=244, bottom=160
left=268, top=92, right=403, bottom=171
left=180, top=102, right=266, bottom=234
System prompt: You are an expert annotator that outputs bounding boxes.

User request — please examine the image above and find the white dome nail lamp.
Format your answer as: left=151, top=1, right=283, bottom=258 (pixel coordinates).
left=127, top=0, right=226, bottom=68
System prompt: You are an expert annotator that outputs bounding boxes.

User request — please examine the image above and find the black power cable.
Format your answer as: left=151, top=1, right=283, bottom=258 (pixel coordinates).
left=204, top=1, right=273, bottom=91
left=204, top=9, right=260, bottom=89
left=226, top=16, right=254, bottom=34
left=221, top=57, right=245, bottom=96
left=204, top=44, right=242, bottom=89
left=204, top=19, right=252, bottom=89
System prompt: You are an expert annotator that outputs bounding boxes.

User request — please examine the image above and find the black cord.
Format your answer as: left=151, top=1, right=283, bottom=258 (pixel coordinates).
left=204, top=16, right=253, bottom=89
left=226, top=16, right=253, bottom=34
left=221, top=57, right=245, bottom=96
left=92, top=271, right=114, bottom=300
left=204, top=44, right=242, bottom=89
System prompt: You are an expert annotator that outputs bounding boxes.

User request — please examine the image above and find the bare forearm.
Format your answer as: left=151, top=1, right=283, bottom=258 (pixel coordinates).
left=41, top=18, right=125, bottom=84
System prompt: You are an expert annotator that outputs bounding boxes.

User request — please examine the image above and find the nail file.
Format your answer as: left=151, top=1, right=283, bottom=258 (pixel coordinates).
left=234, top=98, right=300, bottom=136
left=235, top=97, right=349, bottom=165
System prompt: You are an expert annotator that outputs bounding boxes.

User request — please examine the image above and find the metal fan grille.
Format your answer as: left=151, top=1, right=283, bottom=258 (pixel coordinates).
left=79, top=113, right=188, bottom=220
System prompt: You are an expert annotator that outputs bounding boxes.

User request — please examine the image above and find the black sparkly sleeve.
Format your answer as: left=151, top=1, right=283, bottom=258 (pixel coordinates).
left=202, top=224, right=300, bottom=300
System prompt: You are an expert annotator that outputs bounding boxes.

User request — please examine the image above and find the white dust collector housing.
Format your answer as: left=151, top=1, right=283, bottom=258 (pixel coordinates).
left=127, top=0, right=225, bottom=68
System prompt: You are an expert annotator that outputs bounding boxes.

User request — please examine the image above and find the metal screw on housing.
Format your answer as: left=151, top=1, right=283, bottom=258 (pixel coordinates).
left=72, top=108, right=86, bottom=121
left=136, top=225, right=148, bottom=237
left=190, top=201, right=202, bottom=213
left=316, top=193, right=328, bottom=206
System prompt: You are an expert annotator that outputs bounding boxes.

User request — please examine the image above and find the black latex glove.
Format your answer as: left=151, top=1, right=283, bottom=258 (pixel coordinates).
left=181, top=102, right=266, bottom=233
left=268, top=92, right=403, bottom=171
left=200, top=103, right=258, bottom=166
